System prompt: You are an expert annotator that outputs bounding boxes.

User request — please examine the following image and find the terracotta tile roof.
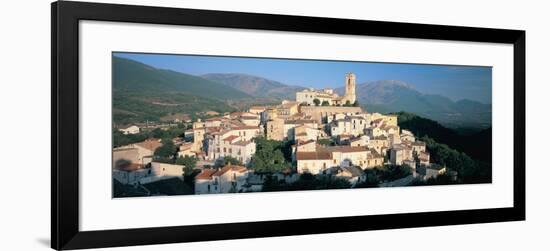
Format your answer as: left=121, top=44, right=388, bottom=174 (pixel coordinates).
left=223, top=135, right=239, bottom=142
left=135, top=139, right=162, bottom=151
left=213, top=164, right=248, bottom=176
left=296, top=151, right=332, bottom=160
left=419, top=156, right=430, bottom=161
left=278, top=102, right=300, bottom=109
left=231, top=126, right=260, bottom=130
left=179, top=143, right=193, bottom=150
left=321, top=146, right=368, bottom=153
left=205, top=117, right=224, bottom=122
left=195, top=168, right=217, bottom=180
left=206, top=126, right=223, bottom=133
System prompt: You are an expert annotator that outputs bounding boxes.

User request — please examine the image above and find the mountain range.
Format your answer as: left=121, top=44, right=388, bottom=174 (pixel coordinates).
left=204, top=73, right=491, bottom=129
left=112, top=57, right=248, bottom=124
left=335, top=80, right=491, bottom=128
left=113, top=57, right=491, bottom=129
left=201, top=73, right=304, bottom=99
left=113, top=57, right=251, bottom=100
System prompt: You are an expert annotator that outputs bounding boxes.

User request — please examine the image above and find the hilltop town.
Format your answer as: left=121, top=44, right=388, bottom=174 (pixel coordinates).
left=113, top=73, right=457, bottom=196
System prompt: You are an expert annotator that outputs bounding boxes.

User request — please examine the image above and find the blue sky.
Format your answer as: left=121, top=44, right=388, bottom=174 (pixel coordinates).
left=114, top=52, right=492, bottom=104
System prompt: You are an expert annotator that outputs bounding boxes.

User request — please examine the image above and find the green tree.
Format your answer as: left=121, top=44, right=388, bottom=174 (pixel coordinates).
left=151, top=128, right=165, bottom=139
left=214, top=156, right=243, bottom=167
left=112, top=128, right=149, bottom=147
left=249, top=137, right=291, bottom=172
left=290, top=174, right=351, bottom=190
left=352, top=101, right=359, bottom=107
left=175, top=156, right=197, bottom=175
left=321, top=100, right=329, bottom=106
left=356, top=169, right=381, bottom=187
left=420, top=135, right=487, bottom=183
left=262, top=175, right=288, bottom=192
left=313, top=98, right=320, bottom=106
left=317, top=138, right=332, bottom=146
left=154, top=138, right=176, bottom=159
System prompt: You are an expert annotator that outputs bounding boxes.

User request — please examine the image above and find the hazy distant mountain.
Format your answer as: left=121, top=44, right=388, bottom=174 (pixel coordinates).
left=202, top=73, right=305, bottom=99
left=113, top=57, right=251, bottom=100
left=336, top=80, right=492, bottom=128
left=112, top=57, right=250, bottom=124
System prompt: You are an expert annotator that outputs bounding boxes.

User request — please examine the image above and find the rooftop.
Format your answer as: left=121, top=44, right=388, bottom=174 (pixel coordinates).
left=213, top=164, right=248, bottom=176
left=296, top=151, right=332, bottom=160
left=320, top=145, right=368, bottom=153
left=195, top=168, right=218, bottom=180
left=135, top=139, right=162, bottom=151
left=223, top=135, right=239, bottom=142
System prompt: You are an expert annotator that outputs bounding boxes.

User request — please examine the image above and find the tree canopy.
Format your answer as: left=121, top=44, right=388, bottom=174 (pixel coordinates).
left=175, top=155, right=197, bottom=175
left=313, top=98, right=321, bottom=106
left=421, top=136, right=490, bottom=183
left=263, top=173, right=352, bottom=192
left=113, top=126, right=186, bottom=148
left=249, top=137, right=292, bottom=172
left=214, top=156, right=244, bottom=167
left=154, top=138, right=177, bottom=159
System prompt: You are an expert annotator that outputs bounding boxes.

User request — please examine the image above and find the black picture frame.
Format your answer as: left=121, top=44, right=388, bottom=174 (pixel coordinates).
left=51, top=1, right=525, bottom=250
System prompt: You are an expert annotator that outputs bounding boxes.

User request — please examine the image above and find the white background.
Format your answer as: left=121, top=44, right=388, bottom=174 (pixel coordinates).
left=80, top=20, right=514, bottom=231
left=0, top=0, right=547, bottom=250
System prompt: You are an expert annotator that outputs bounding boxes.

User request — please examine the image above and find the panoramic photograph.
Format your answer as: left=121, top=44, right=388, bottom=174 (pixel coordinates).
left=112, top=52, right=492, bottom=198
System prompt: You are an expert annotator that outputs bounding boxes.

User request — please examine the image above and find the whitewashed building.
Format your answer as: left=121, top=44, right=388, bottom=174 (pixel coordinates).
left=194, top=165, right=249, bottom=194
left=119, top=125, right=140, bottom=135
left=151, top=162, right=185, bottom=177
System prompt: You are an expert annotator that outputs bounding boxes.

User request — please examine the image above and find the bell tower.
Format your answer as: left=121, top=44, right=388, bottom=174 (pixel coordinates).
left=344, top=73, right=356, bottom=104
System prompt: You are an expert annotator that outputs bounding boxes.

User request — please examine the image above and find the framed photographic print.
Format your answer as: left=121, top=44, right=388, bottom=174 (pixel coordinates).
left=52, top=1, right=525, bottom=250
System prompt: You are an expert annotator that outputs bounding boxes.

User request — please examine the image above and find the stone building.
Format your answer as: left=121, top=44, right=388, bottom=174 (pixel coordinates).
left=329, top=114, right=369, bottom=137
left=296, top=73, right=357, bottom=106
left=194, top=165, right=249, bottom=194
left=206, top=126, right=260, bottom=165
left=296, top=145, right=370, bottom=174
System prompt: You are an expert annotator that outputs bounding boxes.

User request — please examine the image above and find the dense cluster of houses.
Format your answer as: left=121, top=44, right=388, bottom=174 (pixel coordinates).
left=112, top=138, right=187, bottom=185
left=113, top=73, right=454, bottom=196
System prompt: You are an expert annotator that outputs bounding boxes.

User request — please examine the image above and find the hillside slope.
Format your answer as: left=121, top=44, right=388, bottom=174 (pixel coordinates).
left=113, top=57, right=252, bottom=100
left=336, top=80, right=492, bottom=129
left=396, top=111, right=491, bottom=162
left=202, top=73, right=305, bottom=99
left=112, top=57, right=248, bottom=124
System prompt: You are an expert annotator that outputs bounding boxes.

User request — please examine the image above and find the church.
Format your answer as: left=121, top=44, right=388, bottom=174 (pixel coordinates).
left=296, top=73, right=357, bottom=106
